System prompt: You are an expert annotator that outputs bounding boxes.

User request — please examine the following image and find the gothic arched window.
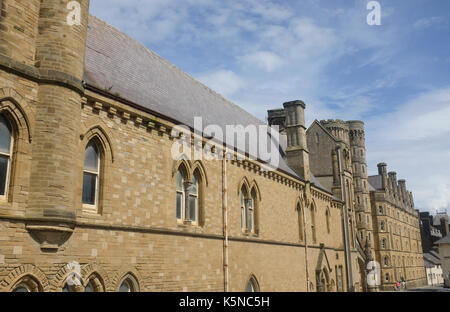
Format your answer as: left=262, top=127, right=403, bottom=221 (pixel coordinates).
left=82, top=141, right=101, bottom=211
left=176, top=167, right=187, bottom=221
left=297, top=203, right=304, bottom=241
left=118, top=274, right=139, bottom=292
left=0, top=114, right=13, bottom=199
left=325, top=208, right=331, bottom=234
left=310, top=204, right=317, bottom=243
left=240, top=185, right=257, bottom=234
left=246, top=276, right=260, bottom=292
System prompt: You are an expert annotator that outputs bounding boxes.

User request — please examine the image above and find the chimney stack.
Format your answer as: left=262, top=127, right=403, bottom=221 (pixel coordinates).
left=388, top=172, right=398, bottom=199
left=377, top=163, right=387, bottom=189
left=398, top=179, right=409, bottom=206
left=283, top=100, right=310, bottom=182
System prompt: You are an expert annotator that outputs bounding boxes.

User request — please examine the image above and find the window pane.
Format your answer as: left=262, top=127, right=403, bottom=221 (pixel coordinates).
left=191, top=175, right=198, bottom=195
left=0, top=115, right=12, bottom=154
left=84, top=143, right=99, bottom=172
left=176, top=192, right=183, bottom=219
left=13, top=286, right=29, bottom=293
left=241, top=206, right=245, bottom=229
left=189, top=195, right=197, bottom=222
left=82, top=172, right=97, bottom=205
left=248, top=210, right=253, bottom=232
left=84, top=282, right=93, bottom=292
left=119, top=280, right=131, bottom=292
left=176, top=171, right=183, bottom=191
left=0, top=155, right=9, bottom=196
left=246, top=280, right=255, bottom=292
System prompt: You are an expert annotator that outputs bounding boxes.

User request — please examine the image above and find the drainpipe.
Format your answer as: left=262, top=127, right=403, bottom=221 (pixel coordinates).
left=222, top=147, right=229, bottom=292
left=337, top=147, right=353, bottom=292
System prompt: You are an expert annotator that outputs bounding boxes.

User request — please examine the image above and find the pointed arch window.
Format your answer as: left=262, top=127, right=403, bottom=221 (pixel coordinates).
left=0, top=114, right=13, bottom=199
left=176, top=169, right=186, bottom=221
left=240, top=187, right=247, bottom=230
left=82, top=141, right=101, bottom=210
left=11, top=276, right=41, bottom=292
left=325, top=208, right=331, bottom=234
left=310, top=204, right=317, bottom=243
left=118, top=274, right=139, bottom=292
left=297, top=203, right=304, bottom=241
left=245, top=276, right=259, bottom=292
left=188, top=171, right=200, bottom=223
left=240, top=185, right=258, bottom=234
left=176, top=166, right=202, bottom=224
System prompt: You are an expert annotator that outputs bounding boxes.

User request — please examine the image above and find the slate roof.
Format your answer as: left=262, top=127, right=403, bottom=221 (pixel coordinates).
left=83, top=16, right=331, bottom=194
left=423, top=252, right=441, bottom=266
left=368, top=175, right=383, bottom=191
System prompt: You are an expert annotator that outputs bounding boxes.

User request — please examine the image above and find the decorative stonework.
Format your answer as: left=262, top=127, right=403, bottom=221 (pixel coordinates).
left=26, top=222, right=74, bottom=252
left=0, top=264, right=50, bottom=292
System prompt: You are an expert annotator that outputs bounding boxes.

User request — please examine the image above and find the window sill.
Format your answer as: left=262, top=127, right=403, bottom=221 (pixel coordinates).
left=241, top=230, right=259, bottom=238
left=81, top=206, right=102, bottom=218
left=177, top=219, right=200, bottom=228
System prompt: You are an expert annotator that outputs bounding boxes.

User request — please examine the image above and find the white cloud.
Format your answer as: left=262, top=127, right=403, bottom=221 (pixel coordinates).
left=197, top=69, right=246, bottom=97
left=239, top=51, right=284, bottom=72
left=414, top=16, right=446, bottom=30
left=365, top=87, right=450, bottom=213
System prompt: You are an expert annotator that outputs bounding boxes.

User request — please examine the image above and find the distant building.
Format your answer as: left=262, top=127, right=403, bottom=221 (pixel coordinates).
left=436, top=235, right=450, bottom=288
left=433, top=212, right=450, bottom=238
left=420, top=212, right=444, bottom=253
left=423, top=251, right=444, bottom=286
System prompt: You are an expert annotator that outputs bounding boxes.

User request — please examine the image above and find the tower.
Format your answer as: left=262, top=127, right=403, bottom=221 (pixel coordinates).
left=283, top=100, right=310, bottom=182
left=0, top=0, right=91, bottom=249
left=348, top=121, right=373, bottom=255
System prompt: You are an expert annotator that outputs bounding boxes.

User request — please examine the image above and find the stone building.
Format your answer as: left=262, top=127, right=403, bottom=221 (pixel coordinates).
left=281, top=119, right=426, bottom=291
left=436, top=235, right=450, bottom=288
left=367, top=164, right=426, bottom=289
left=420, top=211, right=445, bottom=253
left=0, top=0, right=348, bottom=292
left=423, top=251, right=444, bottom=286
left=0, top=0, right=426, bottom=292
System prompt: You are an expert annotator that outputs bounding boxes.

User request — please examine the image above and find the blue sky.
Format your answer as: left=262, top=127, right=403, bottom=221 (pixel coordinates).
left=90, top=0, right=450, bottom=214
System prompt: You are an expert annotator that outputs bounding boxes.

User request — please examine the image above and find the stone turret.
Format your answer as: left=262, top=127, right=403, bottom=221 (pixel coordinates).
left=283, top=100, right=310, bottom=182
left=348, top=121, right=372, bottom=252
left=0, top=0, right=91, bottom=249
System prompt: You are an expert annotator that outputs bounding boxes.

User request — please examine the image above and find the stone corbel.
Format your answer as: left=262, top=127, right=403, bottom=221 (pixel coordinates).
left=26, top=221, right=75, bottom=252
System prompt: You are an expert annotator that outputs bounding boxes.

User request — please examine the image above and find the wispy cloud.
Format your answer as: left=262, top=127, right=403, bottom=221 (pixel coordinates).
left=197, top=69, right=246, bottom=97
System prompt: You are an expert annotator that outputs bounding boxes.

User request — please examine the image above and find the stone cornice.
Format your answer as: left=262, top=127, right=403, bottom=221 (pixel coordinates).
left=0, top=54, right=85, bottom=95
